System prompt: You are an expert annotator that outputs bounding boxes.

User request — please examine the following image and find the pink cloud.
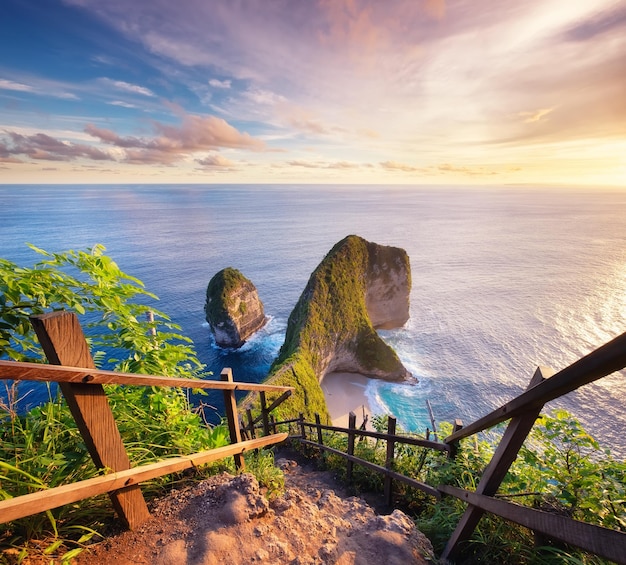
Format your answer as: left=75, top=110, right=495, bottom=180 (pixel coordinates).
left=85, top=113, right=265, bottom=164
left=196, top=154, right=236, bottom=168
left=1, top=131, right=114, bottom=162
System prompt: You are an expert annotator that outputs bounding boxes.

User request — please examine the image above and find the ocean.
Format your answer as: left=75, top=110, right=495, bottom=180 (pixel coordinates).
left=2, top=184, right=626, bottom=455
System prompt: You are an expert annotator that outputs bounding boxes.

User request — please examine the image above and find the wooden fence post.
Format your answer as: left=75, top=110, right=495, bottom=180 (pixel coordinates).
left=221, top=368, right=244, bottom=471
left=246, top=408, right=256, bottom=439
left=384, top=416, right=397, bottom=507
left=299, top=413, right=306, bottom=439
left=448, top=419, right=464, bottom=459
left=314, top=413, right=324, bottom=446
left=346, top=412, right=357, bottom=483
left=442, top=367, right=552, bottom=561
left=30, top=312, right=150, bottom=530
left=260, top=391, right=270, bottom=436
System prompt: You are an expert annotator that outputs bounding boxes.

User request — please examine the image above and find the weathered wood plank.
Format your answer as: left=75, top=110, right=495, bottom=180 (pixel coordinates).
left=300, top=421, right=449, bottom=452
left=346, top=412, right=357, bottom=483
left=248, top=389, right=293, bottom=426
left=439, top=485, right=626, bottom=565
left=30, top=312, right=151, bottom=529
left=442, top=367, right=551, bottom=561
left=0, top=359, right=293, bottom=394
left=0, top=434, right=287, bottom=525
left=221, top=368, right=244, bottom=470
left=299, top=439, right=441, bottom=499
left=260, top=391, right=270, bottom=436
left=384, top=416, right=397, bottom=506
left=446, top=329, right=626, bottom=443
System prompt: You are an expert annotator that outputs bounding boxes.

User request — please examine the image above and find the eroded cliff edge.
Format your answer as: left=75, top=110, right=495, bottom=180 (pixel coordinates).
left=258, top=235, right=411, bottom=420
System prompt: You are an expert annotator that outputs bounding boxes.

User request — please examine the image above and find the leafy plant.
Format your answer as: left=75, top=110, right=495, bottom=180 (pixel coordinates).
left=0, top=245, right=233, bottom=562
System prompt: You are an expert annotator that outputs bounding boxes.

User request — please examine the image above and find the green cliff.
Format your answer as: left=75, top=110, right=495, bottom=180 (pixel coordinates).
left=257, top=235, right=411, bottom=422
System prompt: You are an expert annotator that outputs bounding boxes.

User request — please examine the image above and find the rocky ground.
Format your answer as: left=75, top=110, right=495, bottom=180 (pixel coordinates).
left=74, top=448, right=436, bottom=565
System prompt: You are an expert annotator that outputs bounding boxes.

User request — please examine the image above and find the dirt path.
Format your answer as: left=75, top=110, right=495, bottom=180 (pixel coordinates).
left=74, top=448, right=435, bottom=564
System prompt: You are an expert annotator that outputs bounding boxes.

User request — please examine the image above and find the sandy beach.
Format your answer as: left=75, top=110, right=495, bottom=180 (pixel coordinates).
left=321, top=372, right=374, bottom=431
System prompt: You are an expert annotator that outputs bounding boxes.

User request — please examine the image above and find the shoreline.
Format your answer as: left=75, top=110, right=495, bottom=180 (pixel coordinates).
left=321, top=372, right=374, bottom=431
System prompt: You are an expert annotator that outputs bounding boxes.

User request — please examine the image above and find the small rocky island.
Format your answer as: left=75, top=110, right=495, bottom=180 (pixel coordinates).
left=248, top=235, right=411, bottom=421
left=205, top=267, right=267, bottom=348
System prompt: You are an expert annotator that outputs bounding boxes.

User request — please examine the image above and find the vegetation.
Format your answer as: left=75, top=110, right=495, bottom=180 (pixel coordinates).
left=3, top=243, right=623, bottom=564
left=307, top=411, right=625, bottom=564
left=204, top=267, right=252, bottom=326
left=0, top=245, right=274, bottom=562
left=252, top=235, right=409, bottom=422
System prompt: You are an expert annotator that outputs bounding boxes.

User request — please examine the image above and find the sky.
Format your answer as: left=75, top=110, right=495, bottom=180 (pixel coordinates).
left=1, top=0, right=625, bottom=186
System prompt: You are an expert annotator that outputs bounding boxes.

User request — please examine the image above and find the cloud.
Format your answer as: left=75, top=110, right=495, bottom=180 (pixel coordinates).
left=380, top=161, right=425, bottom=173
left=1, top=131, right=115, bottom=162
left=285, top=159, right=360, bottom=169
left=0, top=77, right=78, bottom=100
left=85, top=112, right=266, bottom=164
left=0, top=79, right=35, bottom=93
left=99, top=78, right=155, bottom=97
left=518, top=108, right=554, bottom=123
left=196, top=153, right=236, bottom=168
left=108, top=100, right=137, bottom=108
left=209, top=78, right=231, bottom=89
left=437, top=163, right=498, bottom=176
left=563, top=4, right=626, bottom=42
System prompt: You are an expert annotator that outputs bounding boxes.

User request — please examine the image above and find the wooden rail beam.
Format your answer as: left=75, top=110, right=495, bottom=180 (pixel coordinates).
left=441, top=367, right=551, bottom=561
left=30, top=312, right=151, bottom=529
left=299, top=439, right=441, bottom=500
left=300, top=420, right=449, bottom=452
left=0, top=434, right=287, bottom=525
left=0, top=359, right=293, bottom=394
left=439, top=485, right=626, bottom=565
left=446, top=329, right=626, bottom=444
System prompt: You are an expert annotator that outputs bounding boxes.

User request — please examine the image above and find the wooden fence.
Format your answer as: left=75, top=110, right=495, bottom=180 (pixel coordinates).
left=2, top=311, right=626, bottom=563
left=286, top=330, right=626, bottom=565
left=0, top=311, right=293, bottom=529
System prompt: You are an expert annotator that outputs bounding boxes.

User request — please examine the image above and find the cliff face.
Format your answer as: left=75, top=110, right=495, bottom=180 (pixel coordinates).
left=261, top=235, right=411, bottom=420
left=205, top=268, right=267, bottom=348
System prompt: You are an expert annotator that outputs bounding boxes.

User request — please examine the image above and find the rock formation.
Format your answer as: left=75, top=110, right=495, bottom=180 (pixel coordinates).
left=253, top=235, right=411, bottom=420
left=205, top=267, right=267, bottom=348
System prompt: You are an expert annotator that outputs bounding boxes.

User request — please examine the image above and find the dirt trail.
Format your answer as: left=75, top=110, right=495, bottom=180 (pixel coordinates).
left=74, top=449, right=435, bottom=564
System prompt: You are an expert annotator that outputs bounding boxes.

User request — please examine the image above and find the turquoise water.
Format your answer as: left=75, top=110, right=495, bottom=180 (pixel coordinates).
left=2, top=184, right=626, bottom=452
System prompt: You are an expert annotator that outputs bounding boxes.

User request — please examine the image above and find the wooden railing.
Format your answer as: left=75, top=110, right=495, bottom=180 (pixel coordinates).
left=293, top=412, right=447, bottom=503
left=0, top=311, right=293, bottom=529
left=285, top=330, right=626, bottom=564
left=439, top=330, right=626, bottom=564
left=2, top=311, right=625, bottom=563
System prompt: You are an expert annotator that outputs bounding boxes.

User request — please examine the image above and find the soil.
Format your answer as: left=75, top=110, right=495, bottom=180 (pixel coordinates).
left=71, top=447, right=436, bottom=564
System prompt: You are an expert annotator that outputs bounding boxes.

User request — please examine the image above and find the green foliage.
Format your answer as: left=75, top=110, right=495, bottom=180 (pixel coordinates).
left=0, top=245, right=238, bottom=562
left=302, top=412, right=624, bottom=564
left=418, top=412, right=625, bottom=564
left=204, top=267, right=252, bottom=325
left=242, top=449, right=284, bottom=499
left=0, top=244, right=201, bottom=379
